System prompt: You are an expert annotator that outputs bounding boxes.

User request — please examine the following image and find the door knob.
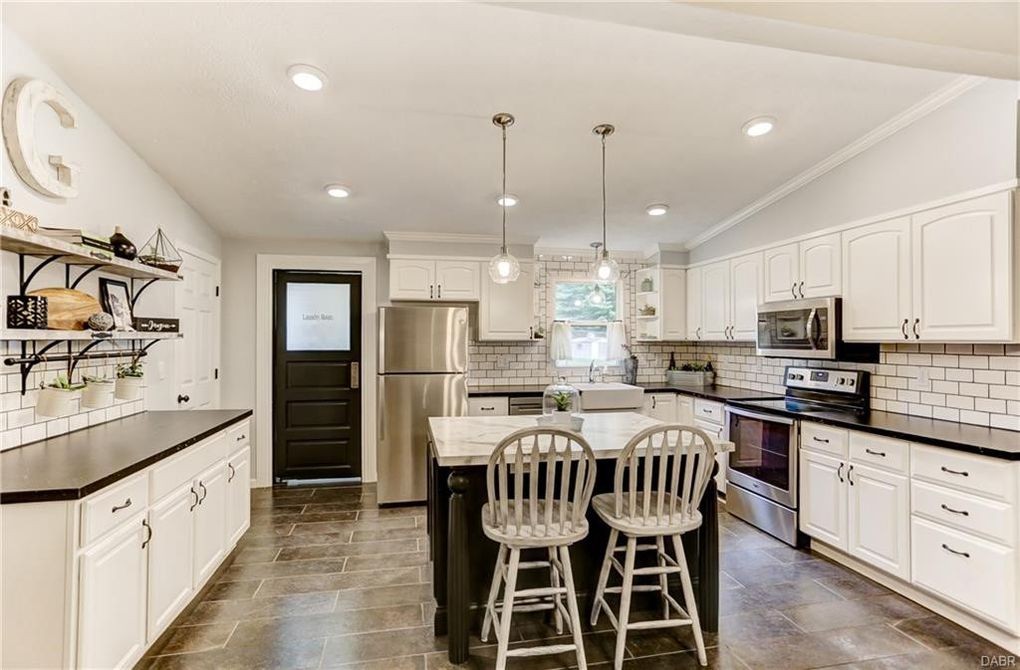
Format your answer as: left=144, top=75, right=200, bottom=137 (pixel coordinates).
left=177, top=394, right=190, bottom=404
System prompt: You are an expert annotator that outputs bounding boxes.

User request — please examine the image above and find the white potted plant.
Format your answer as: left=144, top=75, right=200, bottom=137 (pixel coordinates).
left=115, top=361, right=145, bottom=401
left=81, top=375, right=115, bottom=409
left=37, top=374, right=85, bottom=417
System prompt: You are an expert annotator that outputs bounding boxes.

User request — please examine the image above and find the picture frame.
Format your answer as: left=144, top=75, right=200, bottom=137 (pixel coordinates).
left=99, top=278, right=134, bottom=331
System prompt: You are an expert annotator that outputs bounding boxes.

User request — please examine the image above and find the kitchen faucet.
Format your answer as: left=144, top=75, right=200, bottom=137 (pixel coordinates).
left=588, top=360, right=604, bottom=383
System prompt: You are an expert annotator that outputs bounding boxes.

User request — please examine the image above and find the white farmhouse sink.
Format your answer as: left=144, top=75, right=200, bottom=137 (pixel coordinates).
left=573, top=382, right=644, bottom=411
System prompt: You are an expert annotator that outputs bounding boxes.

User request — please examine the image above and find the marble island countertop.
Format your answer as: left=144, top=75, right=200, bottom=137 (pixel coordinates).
left=428, top=411, right=734, bottom=467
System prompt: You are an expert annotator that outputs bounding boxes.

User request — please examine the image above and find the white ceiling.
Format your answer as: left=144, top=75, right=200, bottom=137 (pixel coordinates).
left=4, top=2, right=961, bottom=250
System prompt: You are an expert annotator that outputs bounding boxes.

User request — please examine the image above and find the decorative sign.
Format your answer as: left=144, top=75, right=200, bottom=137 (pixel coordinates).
left=286, top=283, right=351, bottom=351
left=133, top=317, right=180, bottom=333
left=2, top=78, right=79, bottom=198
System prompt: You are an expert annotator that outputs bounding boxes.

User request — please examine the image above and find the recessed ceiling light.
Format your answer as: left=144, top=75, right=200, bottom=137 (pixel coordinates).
left=646, top=204, right=669, bottom=216
left=496, top=194, right=518, bottom=207
left=324, top=184, right=351, bottom=198
left=288, top=64, right=327, bottom=91
left=742, top=116, right=775, bottom=137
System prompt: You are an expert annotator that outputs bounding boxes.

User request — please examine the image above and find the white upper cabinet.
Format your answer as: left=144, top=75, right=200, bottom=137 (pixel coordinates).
left=660, top=268, right=686, bottom=340
left=434, top=261, right=480, bottom=301
left=700, top=260, right=730, bottom=340
left=842, top=216, right=912, bottom=341
left=763, top=242, right=799, bottom=302
left=479, top=262, right=534, bottom=341
left=389, top=259, right=436, bottom=301
left=730, top=252, right=764, bottom=340
left=685, top=266, right=703, bottom=340
left=389, top=259, right=480, bottom=301
left=764, top=233, right=841, bottom=303
left=911, top=192, right=1013, bottom=341
left=799, top=233, right=842, bottom=298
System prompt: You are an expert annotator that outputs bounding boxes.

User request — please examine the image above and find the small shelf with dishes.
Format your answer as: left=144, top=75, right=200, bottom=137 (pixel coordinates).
left=633, top=265, right=686, bottom=342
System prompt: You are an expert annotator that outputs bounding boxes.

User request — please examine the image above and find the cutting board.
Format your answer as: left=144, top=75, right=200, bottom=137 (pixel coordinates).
left=27, top=288, right=101, bottom=330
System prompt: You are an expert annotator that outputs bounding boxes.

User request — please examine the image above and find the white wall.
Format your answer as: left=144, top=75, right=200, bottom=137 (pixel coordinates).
left=1, top=26, right=221, bottom=447
left=690, top=78, right=1019, bottom=262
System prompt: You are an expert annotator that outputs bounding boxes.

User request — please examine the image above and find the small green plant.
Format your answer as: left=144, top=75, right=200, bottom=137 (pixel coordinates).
left=43, top=374, right=85, bottom=391
left=117, top=361, right=144, bottom=378
left=679, top=361, right=714, bottom=372
left=83, top=374, right=113, bottom=384
left=552, top=390, right=573, bottom=412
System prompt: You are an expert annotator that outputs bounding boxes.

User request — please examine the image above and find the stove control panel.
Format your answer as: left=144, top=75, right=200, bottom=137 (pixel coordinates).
left=785, top=366, right=865, bottom=395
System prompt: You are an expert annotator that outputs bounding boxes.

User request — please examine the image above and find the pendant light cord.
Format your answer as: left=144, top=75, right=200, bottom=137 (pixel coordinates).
left=601, top=132, right=607, bottom=251
left=501, top=123, right=508, bottom=251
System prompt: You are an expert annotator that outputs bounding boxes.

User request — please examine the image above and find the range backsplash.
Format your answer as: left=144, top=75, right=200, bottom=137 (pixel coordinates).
left=469, top=258, right=1020, bottom=432
left=0, top=339, right=146, bottom=451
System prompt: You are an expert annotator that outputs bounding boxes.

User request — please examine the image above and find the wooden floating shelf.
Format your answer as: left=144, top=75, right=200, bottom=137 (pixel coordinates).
left=1, top=228, right=181, bottom=281
left=636, top=315, right=660, bottom=320
left=0, top=330, right=182, bottom=341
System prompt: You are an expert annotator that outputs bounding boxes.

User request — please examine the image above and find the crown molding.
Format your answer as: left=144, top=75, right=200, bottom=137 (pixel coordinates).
left=383, top=231, right=506, bottom=244
left=683, top=74, right=986, bottom=251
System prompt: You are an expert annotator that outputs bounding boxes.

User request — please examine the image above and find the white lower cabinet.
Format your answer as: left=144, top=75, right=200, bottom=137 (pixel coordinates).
left=193, top=460, right=228, bottom=586
left=642, top=392, right=677, bottom=422
left=227, top=446, right=252, bottom=546
left=800, top=448, right=848, bottom=551
left=78, top=516, right=149, bottom=670
left=146, top=484, right=196, bottom=641
left=848, top=462, right=910, bottom=580
left=468, top=396, right=509, bottom=416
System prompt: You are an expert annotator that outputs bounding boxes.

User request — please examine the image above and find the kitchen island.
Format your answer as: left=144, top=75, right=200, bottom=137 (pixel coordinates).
left=427, top=412, right=734, bottom=664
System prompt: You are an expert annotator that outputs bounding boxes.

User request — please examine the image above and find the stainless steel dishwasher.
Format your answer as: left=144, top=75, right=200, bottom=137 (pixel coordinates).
left=508, top=396, right=543, bottom=415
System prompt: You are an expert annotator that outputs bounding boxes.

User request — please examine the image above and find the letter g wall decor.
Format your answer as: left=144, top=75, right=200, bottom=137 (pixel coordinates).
left=2, top=78, right=79, bottom=198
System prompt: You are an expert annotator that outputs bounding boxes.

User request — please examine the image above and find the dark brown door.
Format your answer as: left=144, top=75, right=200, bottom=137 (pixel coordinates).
left=273, top=271, right=362, bottom=481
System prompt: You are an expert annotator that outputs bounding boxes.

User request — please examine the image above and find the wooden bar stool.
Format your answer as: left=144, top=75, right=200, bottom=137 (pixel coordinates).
left=590, top=424, right=718, bottom=669
left=480, top=427, right=597, bottom=670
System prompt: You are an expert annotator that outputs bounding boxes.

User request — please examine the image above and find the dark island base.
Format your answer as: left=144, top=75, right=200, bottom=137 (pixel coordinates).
left=428, top=456, right=720, bottom=664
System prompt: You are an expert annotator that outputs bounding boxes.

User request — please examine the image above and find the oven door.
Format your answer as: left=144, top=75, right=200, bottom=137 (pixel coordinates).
left=724, top=407, right=798, bottom=508
left=756, top=297, right=836, bottom=359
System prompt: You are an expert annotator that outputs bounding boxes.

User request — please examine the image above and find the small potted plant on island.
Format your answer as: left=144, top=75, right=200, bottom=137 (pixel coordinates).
left=115, top=360, right=145, bottom=401
left=82, top=374, right=116, bottom=409
left=37, top=374, right=86, bottom=417
left=540, top=378, right=584, bottom=431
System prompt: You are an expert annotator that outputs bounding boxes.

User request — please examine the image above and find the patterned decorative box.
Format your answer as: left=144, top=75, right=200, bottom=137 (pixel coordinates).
left=0, top=205, right=39, bottom=232
left=6, top=294, right=48, bottom=329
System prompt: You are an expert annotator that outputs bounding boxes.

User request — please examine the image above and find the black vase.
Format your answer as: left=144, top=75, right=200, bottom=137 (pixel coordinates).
left=110, top=226, right=137, bottom=260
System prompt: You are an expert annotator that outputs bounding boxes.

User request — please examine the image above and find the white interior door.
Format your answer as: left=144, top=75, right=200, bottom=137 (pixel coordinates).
left=176, top=250, right=220, bottom=409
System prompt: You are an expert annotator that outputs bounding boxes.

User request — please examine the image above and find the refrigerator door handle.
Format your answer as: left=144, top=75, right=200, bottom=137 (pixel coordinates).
left=351, top=362, right=360, bottom=389
left=378, top=377, right=386, bottom=441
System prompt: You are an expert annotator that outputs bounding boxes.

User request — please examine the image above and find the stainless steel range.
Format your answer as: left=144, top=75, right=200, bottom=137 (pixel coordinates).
left=724, top=366, right=870, bottom=546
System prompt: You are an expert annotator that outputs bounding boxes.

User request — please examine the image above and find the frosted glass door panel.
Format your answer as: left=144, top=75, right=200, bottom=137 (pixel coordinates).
left=286, top=283, right=351, bottom=351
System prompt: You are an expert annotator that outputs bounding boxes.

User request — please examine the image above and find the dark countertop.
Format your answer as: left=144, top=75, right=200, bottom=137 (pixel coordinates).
left=467, top=382, right=779, bottom=401
left=1, top=409, right=253, bottom=504
left=468, top=384, right=548, bottom=398
left=727, top=399, right=1020, bottom=461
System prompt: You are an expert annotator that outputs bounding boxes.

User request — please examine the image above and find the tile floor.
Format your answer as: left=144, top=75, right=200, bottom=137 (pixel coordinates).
left=141, top=483, right=1010, bottom=669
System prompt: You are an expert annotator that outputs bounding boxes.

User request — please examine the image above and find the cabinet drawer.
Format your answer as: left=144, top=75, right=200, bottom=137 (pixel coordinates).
left=911, top=517, right=1017, bottom=630
left=911, top=443, right=1015, bottom=503
left=226, top=419, right=250, bottom=448
left=849, top=432, right=908, bottom=474
left=912, top=480, right=1015, bottom=547
left=80, top=473, right=149, bottom=546
left=693, top=399, right=723, bottom=425
left=150, top=432, right=227, bottom=502
left=468, top=396, right=509, bottom=416
left=800, top=422, right=848, bottom=458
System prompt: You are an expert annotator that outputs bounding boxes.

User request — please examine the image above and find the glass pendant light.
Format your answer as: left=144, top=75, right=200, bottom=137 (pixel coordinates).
left=488, top=113, right=521, bottom=284
left=592, top=123, right=620, bottom=283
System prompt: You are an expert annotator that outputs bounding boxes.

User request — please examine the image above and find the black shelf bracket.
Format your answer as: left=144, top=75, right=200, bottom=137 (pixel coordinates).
left=67, top=263, right=104, bottom=290
left=130, top=277, right=160, bottom=310
left=19, top=254, right=66, bottom=294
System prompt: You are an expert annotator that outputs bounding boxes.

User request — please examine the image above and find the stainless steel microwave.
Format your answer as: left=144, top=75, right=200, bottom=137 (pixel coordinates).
left=756, top=297, right=840, bottom=359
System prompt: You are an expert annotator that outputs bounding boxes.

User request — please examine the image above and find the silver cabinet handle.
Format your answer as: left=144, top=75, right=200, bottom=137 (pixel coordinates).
left=111, top=498, right=132, bottom=513
left=652, top=396, right=657, bottom=409
left=812, top=436, right=830, bottom=443
left=913, top=318, right=920, bottom=339
left=429, top=285, right=434, bottom=299
left=791, top=284, right=797, bottom=299
left=941, top=466, right=969, bottom=477
left=236, top=434, right=246, bottom=442
left=798, top=281, right=805, bottom=298
left=437, top=284, right=442, bottom=299
left=697, top=327, right=702, bottom=339
left=227, top=463, right=236, bottom=483
left=941, top=543, right=970, bottom=558
left=940, top=503, right=969, bottom=516
left=189, top=486, right=199, bottom=511
left=836, top=463, right=844, bottom=483
left=198, top=481, right=208, bottom=504
left=141, top=518, right=153, bottom=549
left=847, top=465, right=855, bottom=486
left=901, top=319, right=909, bottom=339
left=865, top=448, right=886, bottom=457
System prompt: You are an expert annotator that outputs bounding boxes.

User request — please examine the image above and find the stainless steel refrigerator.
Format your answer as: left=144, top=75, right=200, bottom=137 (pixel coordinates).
left=377, top=305, right=468, bottom=504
